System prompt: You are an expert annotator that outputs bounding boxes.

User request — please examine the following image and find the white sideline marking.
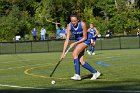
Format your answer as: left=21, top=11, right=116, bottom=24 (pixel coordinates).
left=0, top=59, right=36, bottom=64
left=0, top=84, right=44, bottom=89
left=0, top=84, right=140, bottom=92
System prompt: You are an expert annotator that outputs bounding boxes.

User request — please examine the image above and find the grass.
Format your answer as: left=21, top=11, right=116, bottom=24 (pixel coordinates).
left=0, top=49, right=140, bottom=93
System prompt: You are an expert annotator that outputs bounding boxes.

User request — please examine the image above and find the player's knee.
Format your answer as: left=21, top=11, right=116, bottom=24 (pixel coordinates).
left=79, top=60, right=84, bottom=65
left=72, top=52, right=76, bottom=57
left=72, top=51, right=78, bottom=58
left=92, top=42, right=95, bottom=46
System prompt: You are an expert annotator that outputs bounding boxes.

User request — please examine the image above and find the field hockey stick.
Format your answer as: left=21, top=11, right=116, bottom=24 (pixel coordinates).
left=49, top=47, right=71, bottom=77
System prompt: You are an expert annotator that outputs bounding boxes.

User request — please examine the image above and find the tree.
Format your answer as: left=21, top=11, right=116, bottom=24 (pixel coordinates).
left=0, top=0, right=140, bottom=41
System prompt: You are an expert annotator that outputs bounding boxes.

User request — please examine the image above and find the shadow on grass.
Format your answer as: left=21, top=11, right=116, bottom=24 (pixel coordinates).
left=0, top=80, right=140, bottom=93
left=81, top=74, right=103, bottom=80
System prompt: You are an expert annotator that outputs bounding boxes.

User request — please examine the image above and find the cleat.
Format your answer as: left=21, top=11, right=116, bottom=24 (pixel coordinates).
left=71, top=74, right=81, bottom=80
left=92, top=52, right=96, bottom=55
left=86, top=50, right=91, bottom=55
left=90, top=71, right=101, bottom=80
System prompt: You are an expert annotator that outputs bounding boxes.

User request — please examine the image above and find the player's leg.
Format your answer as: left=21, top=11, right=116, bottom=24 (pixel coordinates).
left=86, top=47, right=91, bottom=55
left=90, top=39, right=96, bottom=55
left=71, top=43, right=87, bottom=80
left=35, top=36, right=37, bottom=41
left=43, top=35, right=46, bottom=40
left=34, top=36, right=36, bottom=41
left=41, top=35, right=43, bottom=40
left=86, top=39, right=92, bottom=55
left=79, top=51, right=101, bottom=80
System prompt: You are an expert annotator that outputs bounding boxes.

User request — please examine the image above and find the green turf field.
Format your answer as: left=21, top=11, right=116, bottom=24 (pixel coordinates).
left=0, top=49, right=140, bottom=93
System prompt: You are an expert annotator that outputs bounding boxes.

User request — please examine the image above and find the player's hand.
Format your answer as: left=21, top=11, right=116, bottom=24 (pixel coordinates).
left=70, top=42, right=76, bottom=48
left=93, top=35, right=96, bottom=38
left=60, top=52, right=65, bottom=60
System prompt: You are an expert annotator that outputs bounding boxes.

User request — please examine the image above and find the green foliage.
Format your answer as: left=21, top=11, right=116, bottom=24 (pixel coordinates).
left=0, top=0, right=140, bottom=41
left=93, top=0, right=140, bottom=35
left=0, top=0, right=33, bottom=41
left=0, top=5, right=19, bottom=41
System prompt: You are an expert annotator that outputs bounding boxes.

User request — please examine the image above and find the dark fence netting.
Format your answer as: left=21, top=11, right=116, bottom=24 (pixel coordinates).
left=0, top=36, right=140, bottom=54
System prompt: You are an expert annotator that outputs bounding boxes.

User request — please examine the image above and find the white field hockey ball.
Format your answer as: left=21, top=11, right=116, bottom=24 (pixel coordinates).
left=51, top=80, right=55, bottom=84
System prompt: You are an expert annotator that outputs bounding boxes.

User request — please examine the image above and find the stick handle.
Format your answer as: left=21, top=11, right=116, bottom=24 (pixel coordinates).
left=49, top=47, right=71, bottom=77
left=65, top=47, right=71, bottom=55
left=49, top=60, right=61, bottom=77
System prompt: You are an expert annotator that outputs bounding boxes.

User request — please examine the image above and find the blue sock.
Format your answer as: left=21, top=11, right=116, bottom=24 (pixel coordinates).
left=91, top=46, right=94, bottom=53
left=74, top=58, right=80, bottom=75
left=89, top=46, right=92, bottom=51
left=82, top=62, right=97, bottom=73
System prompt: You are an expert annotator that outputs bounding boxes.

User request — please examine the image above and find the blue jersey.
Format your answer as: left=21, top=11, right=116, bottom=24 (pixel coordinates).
left=70, top=22, right=83, bottom=40
left=88, top=28, right=96, bottom=39
left=32, top=30, right=37, bottom=36
left=61, top=28, right=66, bottom=34
left=88, top=28, right=96, bottom=41
left=70, top=22, right=90, bottom=45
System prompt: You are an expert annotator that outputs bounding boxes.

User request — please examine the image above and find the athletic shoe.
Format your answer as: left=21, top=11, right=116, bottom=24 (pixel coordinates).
left=71, top=74, right=81, bottom=80
left=86, top=50, right=91, bottom=55
left=92, top=52, right=96, bottom=55
left=90, top=71, right=101, bottom=80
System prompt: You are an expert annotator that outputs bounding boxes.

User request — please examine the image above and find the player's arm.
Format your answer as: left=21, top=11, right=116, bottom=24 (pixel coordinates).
left=81, top=21, right=87, bottom=41
left=94, top=27, right=99, bottom=37
left=77, top=21, right=87, bottom=43
left=87, top=28, right=90, bottom=32
left=46, top=18, right=60, bottom=24
left=61, top=24, right=70, bottom=59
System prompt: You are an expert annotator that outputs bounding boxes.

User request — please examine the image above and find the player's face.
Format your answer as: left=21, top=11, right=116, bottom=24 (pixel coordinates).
left=90, top=24, right=93, bottom=28
left=71, top=17, right=79, bottom=27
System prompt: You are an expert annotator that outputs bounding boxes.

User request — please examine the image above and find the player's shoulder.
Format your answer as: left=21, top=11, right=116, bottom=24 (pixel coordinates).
left=67, top=23, right=71, bottom=30
left=81, top=21, right=86, bottom=27
left=81, top=21, right=85, bottom=24
left=93, top=27, right=97, bottom=29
